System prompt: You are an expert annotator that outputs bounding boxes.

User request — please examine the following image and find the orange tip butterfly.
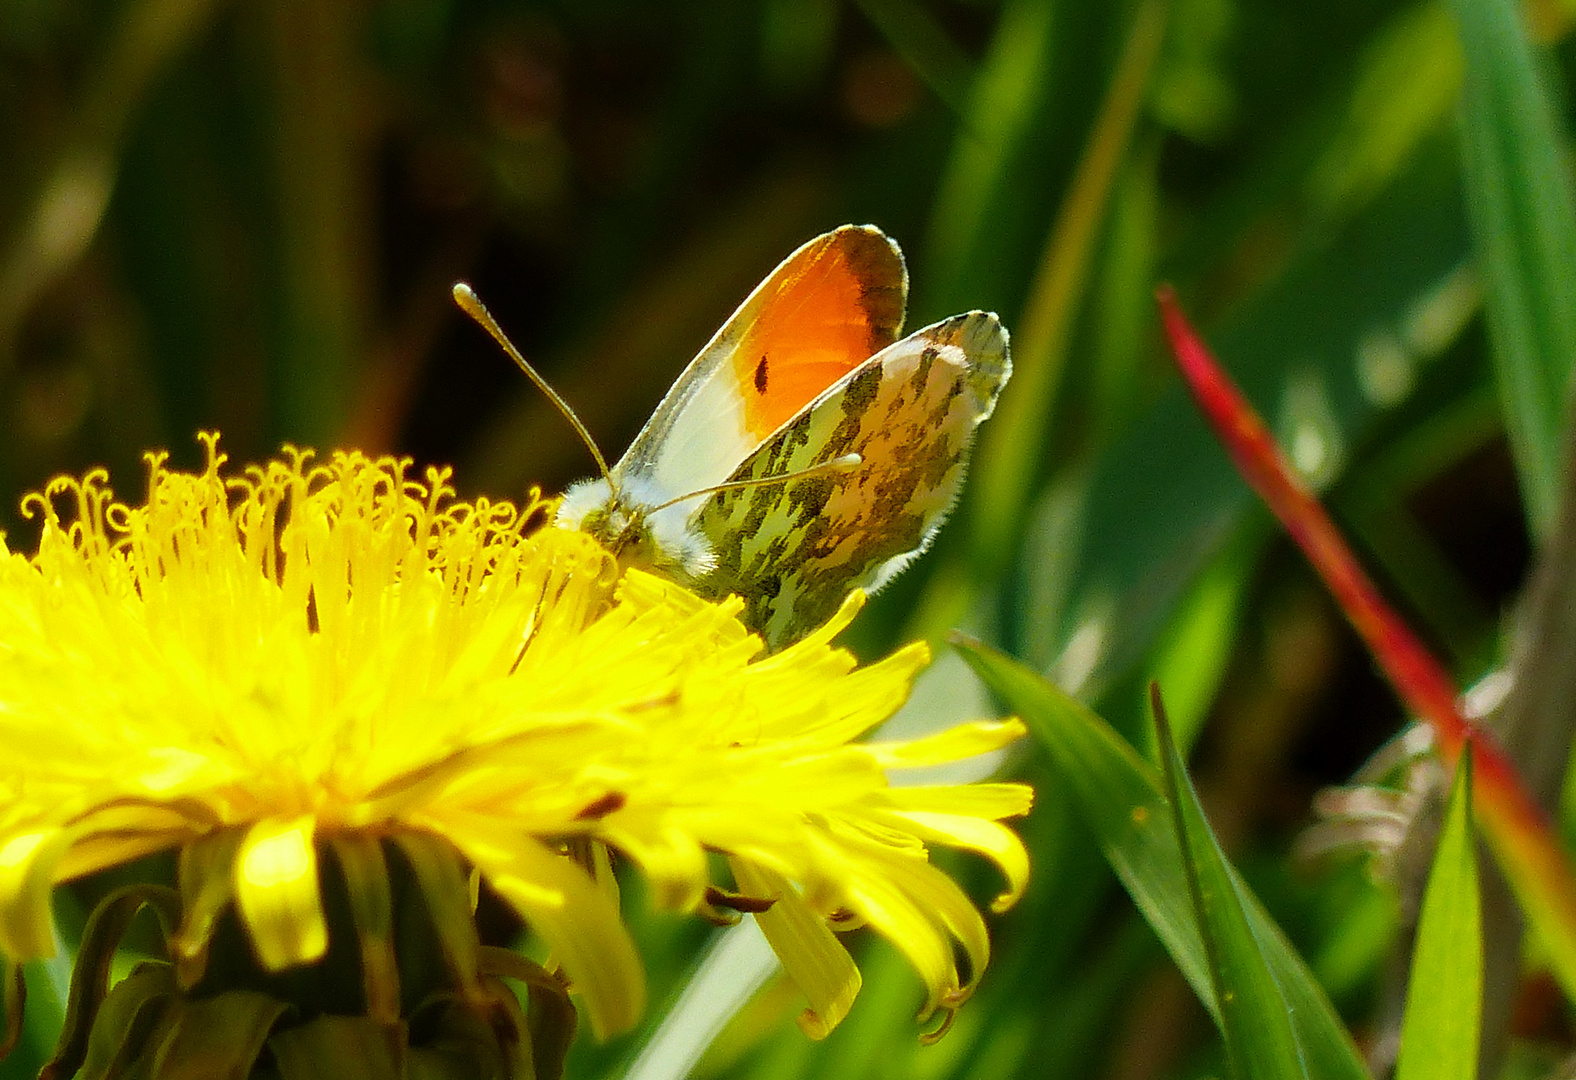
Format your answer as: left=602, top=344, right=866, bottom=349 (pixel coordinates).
left=456, top=224, right=1010, bottom=649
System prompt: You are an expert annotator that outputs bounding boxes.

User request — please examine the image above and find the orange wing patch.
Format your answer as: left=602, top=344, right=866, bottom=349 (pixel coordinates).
left=730, top=227, right=906, bottom=442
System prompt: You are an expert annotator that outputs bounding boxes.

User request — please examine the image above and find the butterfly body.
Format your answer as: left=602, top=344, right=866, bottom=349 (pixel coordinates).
left=554, top=224, right=1010, bottom=648
left=557, top=472, right=714, bottom=581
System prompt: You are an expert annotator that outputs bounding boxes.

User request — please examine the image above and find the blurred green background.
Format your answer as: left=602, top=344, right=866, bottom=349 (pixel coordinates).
left=1, top=0, right=1569, bottom=1076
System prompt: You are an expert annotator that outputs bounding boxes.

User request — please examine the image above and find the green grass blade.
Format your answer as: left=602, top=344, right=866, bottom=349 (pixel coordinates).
left=1150, top=684, right=1308, bottom=1080
left=264, top=1, right=368, bottom=445
left=1037, top=147, right=1473, bottom=694
left=954, top=638, right=1371, bottom=1080
left=969, top=0, right=1168, bottom=570
left=851, top=0, right=975, bottom=113
left=1395, top=749, right=1482, bottom=1080
left=922, top=0, right=1057, bottom=305
left=1449, top=0, right=1576, bottom=536
left=0, top=0, right=222, bottom=352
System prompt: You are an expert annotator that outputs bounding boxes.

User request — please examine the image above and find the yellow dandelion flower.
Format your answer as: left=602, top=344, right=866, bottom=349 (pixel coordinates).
left=0, top=436, right=1030, bottom=1075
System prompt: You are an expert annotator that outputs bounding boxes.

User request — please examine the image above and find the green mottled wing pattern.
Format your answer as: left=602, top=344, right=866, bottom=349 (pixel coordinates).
left=693, top=312, right=1010, bottom=649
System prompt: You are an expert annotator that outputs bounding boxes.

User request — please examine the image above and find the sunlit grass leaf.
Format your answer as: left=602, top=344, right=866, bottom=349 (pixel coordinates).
left=921, top=0, right=1057, bottom=313
left=1306, top=0, right=1462, bottom=220
left=954, top=637, right=1371, bottom=1080
left=1450, top=0, right=1576, bottom=536
left=1395, top=747, right=1482, bottom=1080
left=1035, top=145, right=1474, bottom=693
left=1149, top=683, right=1307, bottom=1080
left=968, top=0, right=1168, bottom=568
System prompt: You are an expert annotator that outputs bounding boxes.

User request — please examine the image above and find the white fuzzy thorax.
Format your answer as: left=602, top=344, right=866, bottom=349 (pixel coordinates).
left=556, top=474, right=717, bottom=580
left=554, top=476, right=615, bottom=532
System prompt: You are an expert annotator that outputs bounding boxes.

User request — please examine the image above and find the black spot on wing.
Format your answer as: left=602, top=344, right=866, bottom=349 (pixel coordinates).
left=754, top=355, right=768, bottom=394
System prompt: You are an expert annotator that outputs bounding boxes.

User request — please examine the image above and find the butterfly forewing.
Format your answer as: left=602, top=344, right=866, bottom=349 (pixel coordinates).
left=612, top=225, right=907, bottom=502
left=694, top=312, right=1011, bottom=648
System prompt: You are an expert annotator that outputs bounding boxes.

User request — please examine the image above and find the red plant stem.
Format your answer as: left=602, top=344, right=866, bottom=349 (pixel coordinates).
left=1156, top=285, right=1576, bottom=988
left=1156, top=286, right=1466, bottom=753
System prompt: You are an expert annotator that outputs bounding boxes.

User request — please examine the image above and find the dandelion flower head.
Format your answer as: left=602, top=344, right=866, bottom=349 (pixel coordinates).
left=0, top=435, right=1030, bottom=1057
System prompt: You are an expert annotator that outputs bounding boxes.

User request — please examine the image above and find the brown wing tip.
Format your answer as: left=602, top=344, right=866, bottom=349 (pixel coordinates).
left=821, top=224, right=908, bottom=347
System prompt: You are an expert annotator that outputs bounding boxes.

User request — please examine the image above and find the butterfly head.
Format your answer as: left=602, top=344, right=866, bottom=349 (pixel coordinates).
left=556, top=474, right=717, bottom=582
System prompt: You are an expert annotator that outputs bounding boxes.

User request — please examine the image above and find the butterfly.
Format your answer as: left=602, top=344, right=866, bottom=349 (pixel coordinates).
left=457, top=225, right=1010, bottom=649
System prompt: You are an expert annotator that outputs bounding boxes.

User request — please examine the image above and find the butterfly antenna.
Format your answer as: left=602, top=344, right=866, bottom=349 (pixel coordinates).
left=452, top=282, right=615, bottom=487
left=646, top=454, right=863, bottom=515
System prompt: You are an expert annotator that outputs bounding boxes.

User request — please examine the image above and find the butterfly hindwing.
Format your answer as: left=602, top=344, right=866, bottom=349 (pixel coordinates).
left=693, top=311, right=1011, bottom=648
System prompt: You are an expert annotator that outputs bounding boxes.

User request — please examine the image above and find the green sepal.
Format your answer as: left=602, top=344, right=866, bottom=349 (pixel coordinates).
left=173, top=831, right=243, bottom=989
left=477, top=975, right=534, bottom=1080
left=75, top=962, right=176, bottom=1080
left=42, top=884, right=181, bottom=1080
left=391, top=835, right=482, bottom=1000
left=406, top=989, right=521, bottom=1080
left=330, top=836, right=400, bottom=1024
left=268, top=1014, right=405, bottom=1080
left=138, top=989, right=293, bottom=1079
left=480, top=946, right=577, bottom=1080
